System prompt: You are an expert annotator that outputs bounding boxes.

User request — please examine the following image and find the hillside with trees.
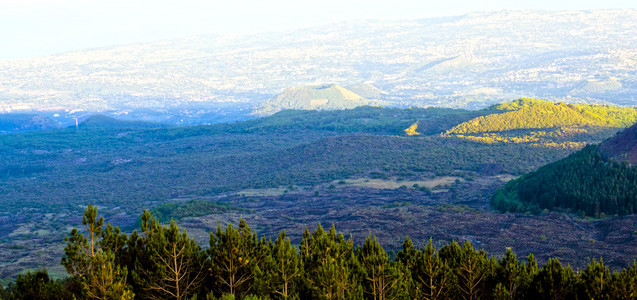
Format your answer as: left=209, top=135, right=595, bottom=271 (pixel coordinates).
left=1, top=102, right=636, bottom=284
left=445, top=98, right=637, bottom=147
left=492, top=145, right=637, bottom=217
left=450, top=98, right=637, bottom=134
left=227, top=105, right=482, bottom=136
left=0, top=114, right=59, bottom=133
left=599, top=121, right=637, bottom=165
left=492, top=122, right=637, bottom=217
left=2, top=205, right=635, bottom=300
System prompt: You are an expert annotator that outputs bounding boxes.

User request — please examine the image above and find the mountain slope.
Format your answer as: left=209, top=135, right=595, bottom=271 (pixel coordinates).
left=492, top=122, right=637, bottom=217
left=345, top=83, right=387, bottom=99
left=2, top=102, right=635, bottom=278
left=254, top=84, right=375, bottom=115
left=447, top=98, right=637, bottom=134
left=0, top=114, right=59, bottom=133
left=599, top=122, right=637, bottom=165
left=441, top=98, right=637, bottom=147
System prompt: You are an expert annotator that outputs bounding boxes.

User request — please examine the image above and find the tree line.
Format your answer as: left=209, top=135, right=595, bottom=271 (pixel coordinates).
left=2, top=205, right=636, bottom=299
left=492, top=145, right=637, bottom=217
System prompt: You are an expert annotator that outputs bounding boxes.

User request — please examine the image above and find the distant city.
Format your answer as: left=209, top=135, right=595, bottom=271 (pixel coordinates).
left=0, top=10, right=635, bottom=125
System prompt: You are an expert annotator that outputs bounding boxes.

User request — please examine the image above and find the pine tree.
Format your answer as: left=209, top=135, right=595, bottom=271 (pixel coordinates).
left=358, top=236, right=400, bottom=300
left=579, top=258, right=611, bottom=299
left=394, top=236, right=419, bottom=299
left=61, top=205, right=133, bottom=299
left=491, top=283, right=510, bottom=300
left=9, top=269, right=72, bottom=300
left=61, top=227, right=91, bottom=278
left=300, top=224, right=363, bottom=299
left=494, top=249, right=524, bottom=299
left=413, top=239, right=450, bottom=300
left=530, top=258, right=577, bottom=300
left=84, top=204, right=105, bottom=257
left=395, top=236, right=418, bottom=270
left=456, top=242, right=487, bottom=300
left=83, top=250, right=134, bottom=300
left=268, top=231, right=300, bottom=299
left=209, top=218, right=260, bottom=298
left=132, top=213, right=205, bottom=300
left=100, top=223, right=128, bottom=259
left=61, top=204, right=105, bottom=277
left=608, top=261, right=637, bottom=299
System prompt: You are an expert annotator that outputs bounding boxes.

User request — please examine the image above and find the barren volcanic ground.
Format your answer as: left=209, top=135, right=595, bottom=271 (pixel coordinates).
left=1, top=173, right=635, bottom=280
left=178, top=175, right=637, bottom=272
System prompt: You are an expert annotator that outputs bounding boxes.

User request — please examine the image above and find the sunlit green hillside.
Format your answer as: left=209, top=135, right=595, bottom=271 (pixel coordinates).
left=441, top=98, right=637, bottom=147
left=448, top=98, right=637, bottom=134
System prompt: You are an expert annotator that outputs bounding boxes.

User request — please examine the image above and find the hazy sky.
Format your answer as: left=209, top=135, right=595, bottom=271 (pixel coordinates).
left=1, top=0, right=636, bottom=60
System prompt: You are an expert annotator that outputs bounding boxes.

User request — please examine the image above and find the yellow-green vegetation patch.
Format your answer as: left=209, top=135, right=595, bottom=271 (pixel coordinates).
left=447, top=98, right=637, bottom=135
left=404, top=122, right=420, bottom=135
left=236, top=187, right=295, bottom=197
left=336, top=176, right=463, bottom=190
left=443, top=98, right=637, bottom=146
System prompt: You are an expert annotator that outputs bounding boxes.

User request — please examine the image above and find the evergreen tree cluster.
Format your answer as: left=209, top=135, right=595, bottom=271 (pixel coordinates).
left=2, top=205, right=636, bottom=299
left=492, top=145, right=637, bottom=217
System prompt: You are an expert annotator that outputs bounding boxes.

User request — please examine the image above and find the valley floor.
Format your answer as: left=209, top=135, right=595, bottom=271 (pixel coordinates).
left=2, top=174, right=634, bottom=280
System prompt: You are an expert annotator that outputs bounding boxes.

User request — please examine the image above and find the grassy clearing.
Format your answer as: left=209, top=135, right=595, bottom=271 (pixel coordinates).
left=495, top=174, right=519, bottom=182
left=335, top=176, right=463, bottom=190
left=233, top=176, right=465, bottom=196
left=236, top=187, right=295, bottom=197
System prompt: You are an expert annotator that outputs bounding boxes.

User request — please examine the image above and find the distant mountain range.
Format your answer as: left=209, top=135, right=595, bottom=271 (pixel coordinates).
left=0, top=10, right=635, bottom=123
left=0, top=114, right=58, bottom=133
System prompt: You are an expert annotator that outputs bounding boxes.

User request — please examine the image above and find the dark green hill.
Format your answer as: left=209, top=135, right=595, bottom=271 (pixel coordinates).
left=229, top=106, right=480, bottom=136
left=0, top=114, right=58, bottom=133
left=0, top=105, right=571, bottom=206
left=131, top=106, right=481, bottom=141
left=492, top=123, right=637, bottom=217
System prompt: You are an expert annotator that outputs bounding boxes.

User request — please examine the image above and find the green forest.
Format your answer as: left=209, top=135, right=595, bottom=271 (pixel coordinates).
left=492, top=145, right=637, bottom=217
left=1, top=205, right=635, bottom=300
left=2, top=102, right=637, bottom=297
left=0, top=104, right=583, bottom=281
